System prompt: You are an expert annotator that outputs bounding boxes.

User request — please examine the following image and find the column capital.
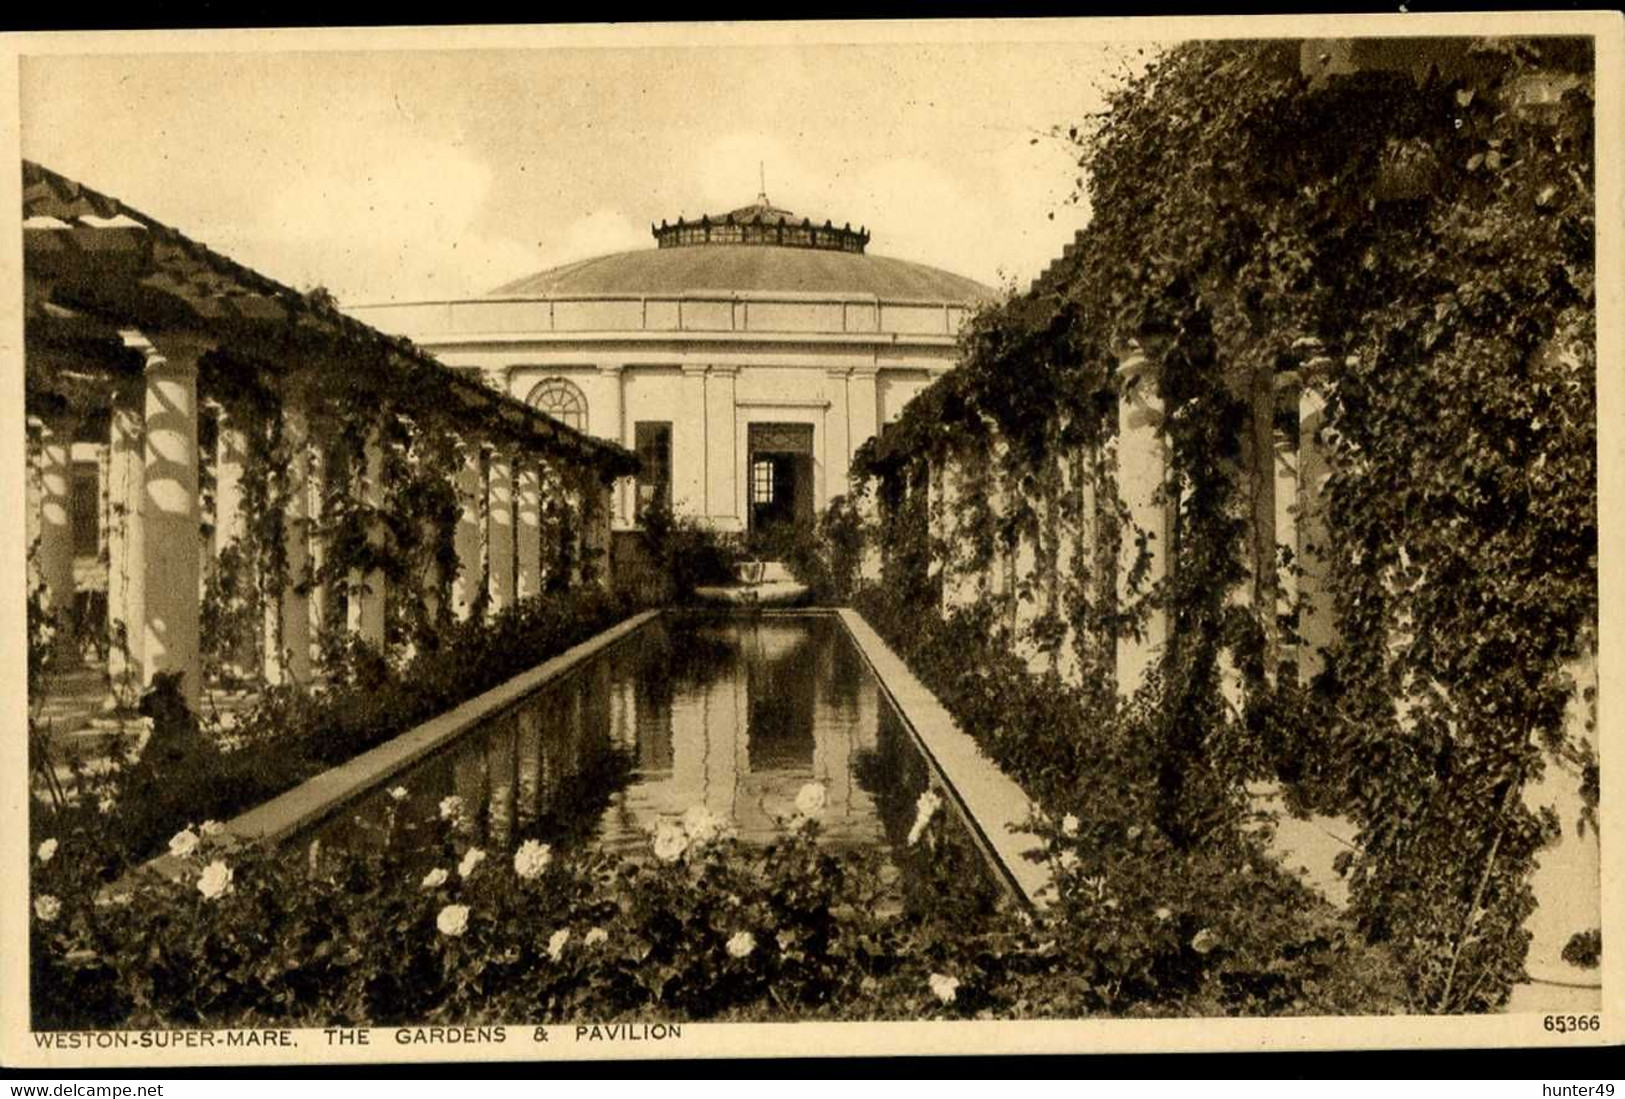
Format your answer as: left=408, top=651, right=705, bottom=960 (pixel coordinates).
left=1114, top=341, right=1151, bottom=377
left=138, top=331, right=211, bottom=373
left=681, top=363, right=709, bottom=378
left=598, top=363, right=625, bottom=376
left=709, top=364, right=739, bottom=378
left=850, top=365, right=880, bottom=381
left=825, top=365, right=852, bottom=380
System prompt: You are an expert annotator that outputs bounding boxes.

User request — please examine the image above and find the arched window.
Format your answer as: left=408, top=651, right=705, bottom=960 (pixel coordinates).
left=526, top=377, right=589, bottom=432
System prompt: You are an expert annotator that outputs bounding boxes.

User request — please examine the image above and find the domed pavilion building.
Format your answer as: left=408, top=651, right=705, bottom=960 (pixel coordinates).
left=347, top=192, right=995, bottom=537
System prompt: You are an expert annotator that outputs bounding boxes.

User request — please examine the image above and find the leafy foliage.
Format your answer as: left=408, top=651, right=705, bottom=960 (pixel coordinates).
left=29, top=787, right=1400, bottom=1029
left=855, top=37, right=1595, bottom=1011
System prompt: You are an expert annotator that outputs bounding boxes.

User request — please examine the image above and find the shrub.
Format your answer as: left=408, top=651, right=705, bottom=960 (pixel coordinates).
left=1561, top=928, right=1601, bottom=970
left=847, top=584, right=1405, bottom=1014
left=763, top=495, right=865, bottom=603
left=28, top=784, right=1401, bottom=1030
left=636, top=501, right=740, bottom=603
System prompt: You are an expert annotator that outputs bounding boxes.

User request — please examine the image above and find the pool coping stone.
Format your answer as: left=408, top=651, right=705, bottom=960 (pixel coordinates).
left=836, top=608, right=1054, bottom=911
left=128, top=609, right=663, bottom=885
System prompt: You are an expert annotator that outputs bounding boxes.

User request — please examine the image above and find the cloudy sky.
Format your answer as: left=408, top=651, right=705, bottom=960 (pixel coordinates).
left=20, top=25, right=1154, bottom=305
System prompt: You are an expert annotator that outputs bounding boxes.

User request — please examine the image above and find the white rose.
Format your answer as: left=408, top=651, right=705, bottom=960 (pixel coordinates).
left=437, top=904, right=470, bottom=937
left=420, top=867, right=449, bottom=890
left=907, top=789, right=943, bottom=846
left=584, top=927, right=609, bottom=948
left=458, top=848, right=487, bottom=878
left=1155, top=907, right=1173, bottom=922
left=197, top=860, right=234, bottom=901
left=928, top=973, right=959, bottom=1004
left=168, top=829, right=200, bottom=859
left=682, top=805, right=723, bottom=846
left=34, top=895, right=61, bottom=923
left=547, top=928, right=571, bottom=962
left=725, top=931, right=756, bottom=959
left=1058, top=850, right=1081, bottom=872
left=1191, top=928, right=1219, bottom=955
left=439, top=795, right=465, bottom=822
left=36, top=838, right=57, bottom=864
left=1061, top=813, right=1080, bottom=837
left=794, top=782, right=827, bottom=818
left=200, top=820, right=226, bottom=837
left=652, top=821, right=688, bottom=863
left=97, top=796, right=118, bottom=816
left=389, top=786, right=409, bottom=802
left=513, top=839, right=552, bottom=880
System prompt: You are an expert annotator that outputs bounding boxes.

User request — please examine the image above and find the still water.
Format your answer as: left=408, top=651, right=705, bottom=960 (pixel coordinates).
left=307, top=613, right=974, bottom=870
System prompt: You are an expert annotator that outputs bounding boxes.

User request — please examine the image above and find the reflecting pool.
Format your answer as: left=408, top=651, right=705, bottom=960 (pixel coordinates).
left=305, top=613, right=996, bottom=897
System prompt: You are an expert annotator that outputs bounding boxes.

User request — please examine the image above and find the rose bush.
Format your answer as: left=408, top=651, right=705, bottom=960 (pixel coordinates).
left=30, top=775, right=1401, bottom=1029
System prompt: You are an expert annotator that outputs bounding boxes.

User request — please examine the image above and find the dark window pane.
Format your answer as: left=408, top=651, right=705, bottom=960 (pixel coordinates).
left=634, top=422, right=672, bottom=518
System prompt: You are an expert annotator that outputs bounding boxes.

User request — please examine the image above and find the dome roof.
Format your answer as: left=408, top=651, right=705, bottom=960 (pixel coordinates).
left=488, top=245, right=995, bottom=302
left=490, top=190, right=994, bottom=304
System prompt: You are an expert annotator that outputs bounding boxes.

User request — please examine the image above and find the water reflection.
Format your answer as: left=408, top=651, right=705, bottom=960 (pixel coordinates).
left=307, top=614, right=908, bottom=860
left=597, top=614, right=882, bottom=854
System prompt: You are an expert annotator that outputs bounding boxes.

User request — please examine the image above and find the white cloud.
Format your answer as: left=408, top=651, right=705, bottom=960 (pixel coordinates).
left=209, top=130, right=541, bottom=303
left=531, top=208, right=649, bottom=271
left=675, top=131, right=1088, bottom=290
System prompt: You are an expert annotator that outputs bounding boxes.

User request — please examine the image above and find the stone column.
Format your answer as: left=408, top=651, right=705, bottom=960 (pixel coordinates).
left=25, top=419, right=41, bottom=562
left=849, top=366, right=880, bottom=454
left=936, top=459, right=977, bottom=611
left=35, top=415, right=77, bottom=656
left=451, top=444, right=484, bottom=620
left=705, top=365, right=739, bottom=527
left=214, top=412, right=248, bottom=566
left=1114, top=344, right=1169, bottom=698
left=515, top=456, right=542, bottom=601
left=678, top=364, right=708, bottom=516
left=486, top=447, right=516, bottom=615
left=1273, top=373, right=1303, bottom=681
left=824, top=366, right=852, bottom=503
left=106, top=385, right=145, bottom=690
left=306, top=442, right=330, bottom=664
left=1014, top=514, right=1044, bottom=672
left=856, top=479, right=883, bottom=583
left=577, top=473, right=614, bottom=590
left=211, top=409, right=250, bottom=676
left=139, top=338, right=202, bottom=709
left=347, top=430, right=386, bottom=648
left=1297, top=377, right=1337, bottom=680
left=597, top=364, right=627, bottom=524
left=566, top=474, right=585, bottom=588
left=96, top=439, right=112, bottom=565
left=263, top=406, right=312, bottom=684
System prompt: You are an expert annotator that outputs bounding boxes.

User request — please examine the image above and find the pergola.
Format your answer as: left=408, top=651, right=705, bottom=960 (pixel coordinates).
left=23, top=160, right=638, bottom=711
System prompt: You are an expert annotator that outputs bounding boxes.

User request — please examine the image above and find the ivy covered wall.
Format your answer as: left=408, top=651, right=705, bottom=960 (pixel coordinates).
left=854, top=36, right=1596, bottom=1012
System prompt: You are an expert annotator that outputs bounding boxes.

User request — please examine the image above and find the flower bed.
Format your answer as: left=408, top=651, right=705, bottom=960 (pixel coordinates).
left=30, top=588, right=642, bottom=873
left=30, top=771, right=1401, bottom=1030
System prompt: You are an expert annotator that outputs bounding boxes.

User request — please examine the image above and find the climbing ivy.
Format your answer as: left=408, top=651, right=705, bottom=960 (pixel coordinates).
left=856, top=36, right=1596, bottom=1012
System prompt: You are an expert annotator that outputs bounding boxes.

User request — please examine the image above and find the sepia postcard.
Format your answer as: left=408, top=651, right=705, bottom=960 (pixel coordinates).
left=0, top=12, right=1620, bottom=1069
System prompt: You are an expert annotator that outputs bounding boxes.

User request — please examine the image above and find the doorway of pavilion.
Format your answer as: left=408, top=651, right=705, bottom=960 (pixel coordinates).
left=747, top=423, right=814, bottom=540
